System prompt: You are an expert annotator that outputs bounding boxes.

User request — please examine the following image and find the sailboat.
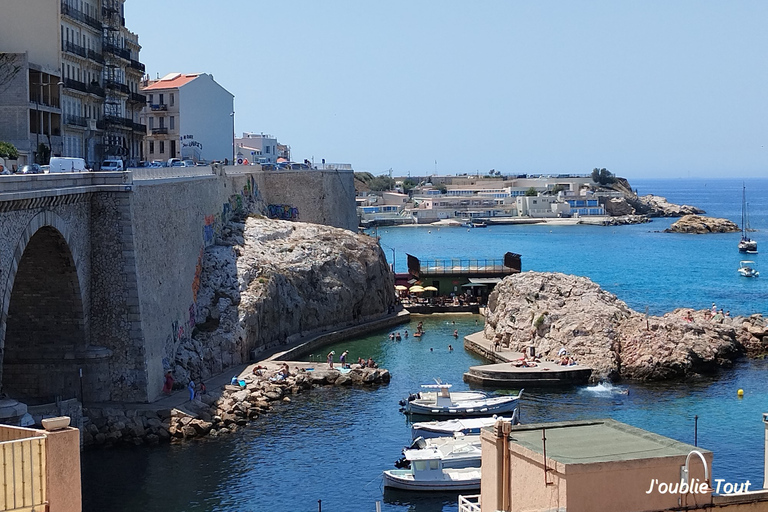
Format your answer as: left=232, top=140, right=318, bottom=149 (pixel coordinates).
left=738, top=184, right=758, bottom=254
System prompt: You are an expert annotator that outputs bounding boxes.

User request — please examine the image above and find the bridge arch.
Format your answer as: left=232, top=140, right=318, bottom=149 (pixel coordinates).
left=1, top=210, right=90, bottom=403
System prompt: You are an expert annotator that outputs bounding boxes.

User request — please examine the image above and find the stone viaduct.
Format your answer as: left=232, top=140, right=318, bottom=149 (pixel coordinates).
left=0, top=166, right=357, bottom=405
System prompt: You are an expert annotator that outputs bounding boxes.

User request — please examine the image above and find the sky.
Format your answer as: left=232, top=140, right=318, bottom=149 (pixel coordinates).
left=126, top=1, right=768, bottom=179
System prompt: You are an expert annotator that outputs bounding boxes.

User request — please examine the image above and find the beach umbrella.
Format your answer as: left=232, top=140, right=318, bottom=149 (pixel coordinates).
left=409, top=285, right=425, bottom=293
left=422, top=286, right=438, bottom=292
left=395, top=285, right=408, bottom=291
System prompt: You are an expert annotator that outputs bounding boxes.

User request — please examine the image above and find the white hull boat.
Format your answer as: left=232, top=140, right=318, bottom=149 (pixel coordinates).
left=411, top=410, right=519, bottom=440
left=403, top=384, right=522, bottom=418
left=738, top=260, right=759, bottom=278
left=384, top=436, right=482, bottom=491
left=738, top=184, right=758, bottom=254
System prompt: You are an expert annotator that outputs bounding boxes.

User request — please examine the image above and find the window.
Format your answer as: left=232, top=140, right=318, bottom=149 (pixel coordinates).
left=159, top=141, right=164, bottom=154
left=159, top=93, right=164, bottom=105
left=169, top=116, right=174, bottom=130
left=148, top=94, right=153, bottom=104
left=265, top=146, right=270, bottom=154
left=170, top=140, right=176, bottom=157
left=170, top=93, right=174, bottom=106
left=149, top=141, right=154, bottom=154
left=148, top=117, right=154, bottom=129
left=159, top=117, right=165, bottom=128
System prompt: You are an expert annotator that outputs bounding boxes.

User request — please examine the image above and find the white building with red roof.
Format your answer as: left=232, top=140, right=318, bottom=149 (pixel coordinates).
left=140, top=72, right=233, bottom=164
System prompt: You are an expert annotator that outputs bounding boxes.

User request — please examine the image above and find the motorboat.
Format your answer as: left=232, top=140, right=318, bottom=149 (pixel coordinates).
left=738, top=184, right=758, bottom=253
left=402, top=383, right=522, bottom=417
left=383, top=436, right=482, bottom=491
left=396, top=434, right=482, bottom=470
left=410, top=409, right=520, bottom=440
left=738, top=261, right=759, bottom=278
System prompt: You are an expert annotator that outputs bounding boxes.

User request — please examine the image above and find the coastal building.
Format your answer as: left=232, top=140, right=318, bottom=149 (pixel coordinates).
left=140, top=72, right=234, bottom=164
left=515, top=195, right=570, bottom=218
left=460, top=416, right=768, bottom=512
left=0, top=418, right=81, bottom=512
left=0, top=0, right=146, bottom=167
left=234, top=132, right=291, bottom=165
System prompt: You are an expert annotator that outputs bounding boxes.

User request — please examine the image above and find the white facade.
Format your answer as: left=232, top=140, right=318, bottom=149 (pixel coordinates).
left=515, top=196, right=571, bottom=218
left=235, top=133, right=278, bottom=164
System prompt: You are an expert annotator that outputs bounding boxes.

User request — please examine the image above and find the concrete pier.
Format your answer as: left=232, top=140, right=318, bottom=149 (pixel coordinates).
left=462, top=332, right=591, bottom=387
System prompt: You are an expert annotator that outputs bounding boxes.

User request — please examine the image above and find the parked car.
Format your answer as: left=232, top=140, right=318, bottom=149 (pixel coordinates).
left=182, top=160, right=195, bottom=167
left=167, top=158, right=182, bottom=167
left=150, top=160, right=165, bottom=168
left=18, top=164, right=42, bottom=174
left=49, top=157, right=87, bottom=173
left=101, top=159, right=124, bottom=171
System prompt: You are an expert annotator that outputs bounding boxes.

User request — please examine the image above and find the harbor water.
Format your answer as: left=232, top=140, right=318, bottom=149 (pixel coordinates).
left=82, top=178, right=768, bottom=511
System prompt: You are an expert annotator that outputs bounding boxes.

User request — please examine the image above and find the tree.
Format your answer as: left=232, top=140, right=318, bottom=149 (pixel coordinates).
left=0, top=141, right=19, bottom=160
left=525, top=187, right=538, bottom=196
left=0, top=53, right=22, bottom=95
left=591, top=167, right=615, bottom=186
left=402, top=178, right=418, bottom=194
left=368, top=175, right=395, bottom=191
left=551, top=184, right=565, bottom=195
left=436, top=184, right=447, bottom=194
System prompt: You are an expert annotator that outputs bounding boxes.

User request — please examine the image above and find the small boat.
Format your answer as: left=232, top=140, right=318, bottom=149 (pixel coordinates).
left=383, top=436, right=482, bottom=491
left=411, top=409, right=520, bottom=440
left=402, top=383, right=522, bottom=417
left=738, top=184, right=758, bottom=253
left=738, top=260, right=759, bottom=278
left=395, top=434, right=482, bottom=469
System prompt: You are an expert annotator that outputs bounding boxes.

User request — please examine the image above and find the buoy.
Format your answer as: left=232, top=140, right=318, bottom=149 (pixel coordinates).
left=737, top=389, right=744, bottom=397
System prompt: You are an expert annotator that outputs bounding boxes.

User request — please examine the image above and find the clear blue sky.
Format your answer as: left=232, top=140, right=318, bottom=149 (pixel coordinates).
left=127, top=1, right=768, bottom=179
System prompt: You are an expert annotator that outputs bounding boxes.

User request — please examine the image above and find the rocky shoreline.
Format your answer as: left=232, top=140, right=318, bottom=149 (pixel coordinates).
left=483, top=272, right=768, bottom=381
left=664, top=214, right=740, bottom=234
left=82, top=362, right=390, bottom=447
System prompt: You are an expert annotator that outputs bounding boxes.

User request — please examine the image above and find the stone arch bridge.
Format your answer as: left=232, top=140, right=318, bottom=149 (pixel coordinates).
left=0, top=167, right=356, bottom=406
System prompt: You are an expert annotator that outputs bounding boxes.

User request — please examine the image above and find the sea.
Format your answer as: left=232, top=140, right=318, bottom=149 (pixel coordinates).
left=82, top=178, right=768, bottom=512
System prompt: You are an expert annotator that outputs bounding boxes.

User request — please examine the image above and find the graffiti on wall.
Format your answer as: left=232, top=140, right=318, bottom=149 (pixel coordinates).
left=267, top=204, right=299, bottom=221
left=203, top=215, right=216, bottom=246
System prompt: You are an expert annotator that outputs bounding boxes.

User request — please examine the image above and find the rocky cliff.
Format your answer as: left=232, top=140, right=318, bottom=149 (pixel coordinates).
left=170, top=215, right=395, bottom=385
left=664, top=214, right=740, bottom=234
left=483, top=272, right=765, bottom=381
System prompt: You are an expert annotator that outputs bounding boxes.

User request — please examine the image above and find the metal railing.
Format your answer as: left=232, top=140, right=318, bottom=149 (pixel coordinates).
left=105, top=79, right=130, bottom=94
left=88, top=49, right=104, bottom=64
left=62, top=77, right=88, bottom=94
left=418, top=258, right=515, bottom=275
left=64, top=114, right=88, bottom=127
left=129, top=59, right=145, bottom=72
left=149, top=104, right=168, bottom=111
left=62, top=40, right=87, bottom=58
left=458, top=495, right=480, bottom=512
left=151, top=127, right=168, bottom=135
left=316, top=162, right=353, bottom=170
left=0, top=435, right=47, bottom=511
left=102, top=43, right=130, bottom=60
left=128, top=91, right=146, bottom=104
left=61, top=1, right=102, bottom=31
left=132, top=121, right=147, bottom=133
left=87, top=82, right=105, bottom=97
left=129, top=166, right=214, bottom=181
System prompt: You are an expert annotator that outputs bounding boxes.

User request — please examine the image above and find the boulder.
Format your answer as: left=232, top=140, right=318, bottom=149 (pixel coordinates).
left=484, top=272, right=744, bottom=381
left=664, top=215, right=739, bottom=234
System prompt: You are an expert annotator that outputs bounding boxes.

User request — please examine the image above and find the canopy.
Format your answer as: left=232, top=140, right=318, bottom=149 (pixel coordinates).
left=409, top=285, right=425, bottom=293
left=394, top=285, right=408, bottom=291
left=422, top=286, right=438, bottom=292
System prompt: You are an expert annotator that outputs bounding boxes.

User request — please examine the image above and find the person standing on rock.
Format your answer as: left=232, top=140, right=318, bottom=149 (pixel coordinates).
left=162, top=371, right=174, bottom=395
left=340, top=350, right=348, bottom=368
left=327, top=351, right=335, bottom=369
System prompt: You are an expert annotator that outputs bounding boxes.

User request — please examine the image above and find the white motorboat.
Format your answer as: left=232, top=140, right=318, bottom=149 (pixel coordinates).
left=738, top=184, right=758, bottom=253
left=396, top=434, right=482, bottom=470
left=738, top=260, right=759, bottom=278
left=403, top=383, right=522, bottom=417
left=384, top=436, right=482, bottom=491
left=411, top=409, right=520, bottom=440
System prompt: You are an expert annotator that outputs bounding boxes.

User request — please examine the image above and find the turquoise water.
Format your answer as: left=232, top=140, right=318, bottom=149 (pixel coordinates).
left=82, top=178, right=768, bottom=512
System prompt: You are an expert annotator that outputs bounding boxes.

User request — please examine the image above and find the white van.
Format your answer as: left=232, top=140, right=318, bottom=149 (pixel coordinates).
left=101, top=159, right=124, bottom=171
left=49, top=157, right=87, bottom=173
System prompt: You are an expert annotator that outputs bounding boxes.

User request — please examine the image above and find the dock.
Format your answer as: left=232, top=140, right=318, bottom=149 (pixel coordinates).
left=462, top=332, right=592, bottom=387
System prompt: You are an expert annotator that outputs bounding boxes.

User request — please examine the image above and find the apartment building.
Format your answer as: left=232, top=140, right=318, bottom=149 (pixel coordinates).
left=141, top=73, right=234, bottom=163
left=0, top=0, right=145, bottom=166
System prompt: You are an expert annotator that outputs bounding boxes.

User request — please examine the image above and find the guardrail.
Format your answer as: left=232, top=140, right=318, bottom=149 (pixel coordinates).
left=129, top=166, right=214, bottom=181
left=0, top=435, right=47, bottom=511
left=458, top=495, right=480, bottom=512
left=418, top=258, right=515, bottom=275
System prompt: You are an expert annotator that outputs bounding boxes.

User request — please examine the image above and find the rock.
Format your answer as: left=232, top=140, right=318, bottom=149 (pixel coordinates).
left=181, top=425, right=197, bottom=438
left=664, top=215, right=740, bottom=234
left=484, top=272, right=744, bottom=381
left=145, top=434, right=160, bottom=445
left=190, top=419, right=213, bottom=436
left=631, top=194, right=706, bottom=217
left=334, top=374, right=352, bottom=386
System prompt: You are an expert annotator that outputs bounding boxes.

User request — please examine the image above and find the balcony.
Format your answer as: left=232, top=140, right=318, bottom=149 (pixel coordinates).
left=62, top=77, right=88, bottom=94
left=88, top=82, right=105, bottom=97
left=128, top=91, right=147, bottom=104
left=129, top=59, right=146, bottom=72
left=64, top=114, right=88, bottom=128
left=149, top=104, right=168, bottom=111
left=151, top=127, right=168, bottom=135
left=132, top=121, right=147, bottom=133
left=62, top=40, right=87, bottom=59
left=102, top=43, right=130, bottom=61
left=97, top=115, right=134, bottom=130
left=61, top=1, right=102, bottom=31
left=88, top=49, right=104, bottom=64
left=105, top=79, right=130, bottom=95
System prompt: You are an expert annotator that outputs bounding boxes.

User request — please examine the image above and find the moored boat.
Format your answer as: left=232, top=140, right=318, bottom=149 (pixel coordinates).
left=738, top=260, right=759, bottom=278
left=383, top=437, right=482, bottom=491
left=403, top=383, right=522, bottom=417
left=411, top=410, right=519, bottom=439
left=738, top=184, right=758, bottom=253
